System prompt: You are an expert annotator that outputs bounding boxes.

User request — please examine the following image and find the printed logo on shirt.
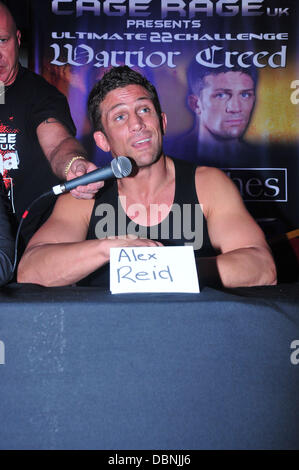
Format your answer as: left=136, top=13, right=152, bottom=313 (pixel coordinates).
left=0, top=120, right=20, bottom=212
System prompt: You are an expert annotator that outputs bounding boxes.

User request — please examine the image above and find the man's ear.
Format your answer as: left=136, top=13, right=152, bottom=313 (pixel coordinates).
left=93, top=131, right=110, bottom=152
left=188, top=94, right=201, bottom=116
left=16, top=30, right=21, bottom=47
left=161, top=112, right=167, bottom=135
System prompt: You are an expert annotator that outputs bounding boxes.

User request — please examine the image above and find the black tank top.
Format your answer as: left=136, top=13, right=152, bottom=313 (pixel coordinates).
left=79, top=157, right=216, bottom=286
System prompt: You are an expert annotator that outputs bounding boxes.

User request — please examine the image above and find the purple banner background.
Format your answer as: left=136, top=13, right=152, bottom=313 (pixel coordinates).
left=29, top=0, right=299, bottom=236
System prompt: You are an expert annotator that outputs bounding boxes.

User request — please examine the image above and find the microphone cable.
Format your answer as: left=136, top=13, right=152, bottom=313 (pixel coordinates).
left=11, top=156, right=133, bottom=276
left=12, top=190, right=54, bottom=275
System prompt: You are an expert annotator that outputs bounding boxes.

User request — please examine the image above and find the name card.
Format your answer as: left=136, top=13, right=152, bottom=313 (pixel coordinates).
left=110, top=246, right=200, bottom=294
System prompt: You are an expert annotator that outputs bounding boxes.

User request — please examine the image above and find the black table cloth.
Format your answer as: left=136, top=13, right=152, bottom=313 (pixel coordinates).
left=0, top=282, right=298, bottom=449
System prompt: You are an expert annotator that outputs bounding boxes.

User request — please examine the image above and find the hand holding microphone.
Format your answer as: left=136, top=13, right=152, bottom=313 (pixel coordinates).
left=52, top=156, right=133, bottom=195
left=64, top=157, right=104, bottom=199
left=13, top=157, right=132, bottom=275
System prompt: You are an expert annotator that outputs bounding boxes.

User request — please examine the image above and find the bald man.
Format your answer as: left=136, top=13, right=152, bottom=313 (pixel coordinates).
left=0, top=2, right=102, bottom=244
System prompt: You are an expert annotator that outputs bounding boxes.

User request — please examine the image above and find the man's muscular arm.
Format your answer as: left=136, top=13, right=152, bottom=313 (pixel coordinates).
left=36, top=118, right=103, bottom=199
left=17, top=194, right=162, bottom=287
left=196, top=167, right=277, bottom=288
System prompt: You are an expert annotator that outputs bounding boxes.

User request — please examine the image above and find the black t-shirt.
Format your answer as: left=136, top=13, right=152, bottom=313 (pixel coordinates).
left=0, top=65, right=76, bottom=244
left=0, top=175, right=15, bottom=286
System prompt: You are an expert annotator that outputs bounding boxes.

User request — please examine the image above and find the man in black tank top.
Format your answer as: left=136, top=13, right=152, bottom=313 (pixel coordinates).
left=18, top=66, right=276, bottom=289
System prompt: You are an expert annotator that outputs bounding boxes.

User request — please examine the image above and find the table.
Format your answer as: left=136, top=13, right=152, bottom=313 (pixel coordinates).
left=0, top=282, right=298, bottom=450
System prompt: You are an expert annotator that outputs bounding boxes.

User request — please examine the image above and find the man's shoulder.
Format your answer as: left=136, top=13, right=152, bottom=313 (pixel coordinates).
left=15, top=66, right=75, bottom=131
left=17, top=65, right=64, bottom=97
left=196, top=165, right=225, bottom=175
left=195, top=165, right=233, bottom=186
left=195, top=166, right=244, bottom=215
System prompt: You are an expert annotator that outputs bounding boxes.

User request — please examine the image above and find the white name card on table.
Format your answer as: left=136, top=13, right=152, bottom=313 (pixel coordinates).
left=110, top=245, right=200, bottom=294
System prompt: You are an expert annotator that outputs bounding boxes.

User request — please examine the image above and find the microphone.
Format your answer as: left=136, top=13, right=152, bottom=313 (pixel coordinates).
left=52, top=156, right=132, bottom=195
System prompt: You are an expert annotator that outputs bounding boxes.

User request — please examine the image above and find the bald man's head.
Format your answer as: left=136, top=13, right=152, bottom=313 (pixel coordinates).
left=0, top=1, right=21, bottom=86
left=0, top=2, right=17, bottom=30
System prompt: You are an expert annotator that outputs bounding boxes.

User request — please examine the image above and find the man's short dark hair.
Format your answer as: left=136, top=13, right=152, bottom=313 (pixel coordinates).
left=88, top=66, right=163, bottom=133
left=188, top=62, right=258, bottom=96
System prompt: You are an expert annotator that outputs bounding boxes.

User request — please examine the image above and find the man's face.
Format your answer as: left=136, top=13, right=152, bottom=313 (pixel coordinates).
left=194, top=72, right=255, bottom=141
left=94, top=84, right=167, bottom=168
left=0, top=6, right=21, bottom=86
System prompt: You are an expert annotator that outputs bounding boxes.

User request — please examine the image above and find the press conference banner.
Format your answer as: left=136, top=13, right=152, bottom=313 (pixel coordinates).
left=30, top=0, right=299, bottom=236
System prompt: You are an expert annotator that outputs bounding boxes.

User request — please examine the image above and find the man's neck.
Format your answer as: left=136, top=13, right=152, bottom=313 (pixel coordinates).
left=4, top=62, right=20, bottom=87
left=117, top=155, right=176, bottom=227
left=117, top=154, right=171, bottom=202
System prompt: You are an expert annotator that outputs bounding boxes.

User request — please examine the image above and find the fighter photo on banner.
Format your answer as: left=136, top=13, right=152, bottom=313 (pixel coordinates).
left=22, top=0, right=299, bottom=236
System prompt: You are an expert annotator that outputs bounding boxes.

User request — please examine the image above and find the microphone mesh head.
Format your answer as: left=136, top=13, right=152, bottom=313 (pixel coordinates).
left=111, top=156, right=132, bottom=178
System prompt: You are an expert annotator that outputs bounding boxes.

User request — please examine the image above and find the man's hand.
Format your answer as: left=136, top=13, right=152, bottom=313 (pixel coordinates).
left=36, top=119, right=104, bottom=199
left=102, top=235, right=163, bottom=255
left=66, top=159, right=104, bottom=199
